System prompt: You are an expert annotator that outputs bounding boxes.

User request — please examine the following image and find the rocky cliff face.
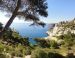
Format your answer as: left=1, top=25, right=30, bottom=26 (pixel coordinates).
left=45, top=19, right=75, bottom=41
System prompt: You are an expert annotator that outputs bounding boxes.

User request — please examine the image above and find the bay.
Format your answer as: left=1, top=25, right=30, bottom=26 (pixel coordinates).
left=10, top=23, right=52, bottom=44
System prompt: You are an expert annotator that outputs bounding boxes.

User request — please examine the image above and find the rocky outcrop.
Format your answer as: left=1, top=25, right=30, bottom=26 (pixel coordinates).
left=45, top=19, right=75, bottom=41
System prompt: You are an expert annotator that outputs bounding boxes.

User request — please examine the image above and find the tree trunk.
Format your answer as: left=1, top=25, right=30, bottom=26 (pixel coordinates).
left=0, top=0, right=21, bottom=37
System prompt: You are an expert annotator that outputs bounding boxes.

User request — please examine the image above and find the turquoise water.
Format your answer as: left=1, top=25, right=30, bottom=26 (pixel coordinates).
left=10, top=23, right=50, bottom=43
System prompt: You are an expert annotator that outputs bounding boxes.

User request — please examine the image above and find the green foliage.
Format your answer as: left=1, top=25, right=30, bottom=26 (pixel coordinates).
left=2, top=28, right=30, bottom=46
left=25, top=47, right=31, bottom=55
left=13, top=44, right=24, bottom=57
left=0, top=22, right=3, bottom=30
left=58, top=32, right=75, bottom=47
left=35, top=38, right=58, bottom=49
left=0, top=54, right=6, bottom=58
left=48, top=52, right=64, bottom=58
left=0, top=43, right=5, bottom=53
left=31, top=47, right=48, bottom=58
left=34, top=38, right=50, bottom=48
left=9, top=44, right=30, bottom=57
left=31, top=48, right=65, bottom=58
left=66, top=53, right=75, bottom=58
left=1, top=43, right=31, bottom=57
left=0, top=25, right=32, bottom=57
left=50, top=40, right=58, bottom=49
left=57, top=19, right=75, bottom=30
left=0, top=0, right=48, bottom=26
left=20, top=37, right=30, bottom=46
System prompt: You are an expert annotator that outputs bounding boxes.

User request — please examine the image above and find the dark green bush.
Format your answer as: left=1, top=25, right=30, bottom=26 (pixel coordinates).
left=0, top=22, right=3, bottom=30
left=31, top=48, right=48, bottom=58
left=25, top=47, right=31, bottom=55
left=57, top=32, right=75, bottom=47
left=11, top=51, right=15, bottom=57
left=16, top=53, right=23, bottom=57
left=48, top=52, right=64, bottom=58
left=0, top=44, right=5, bottom=53
left=34, top=38, right=50, bottom=48
left=0, top=54, right=6, bottom=58
left=11, top=51, right=23, bottom=57
left=50, top=40, right=59, bottom=49
left=66, top=53, right=75, bottom=58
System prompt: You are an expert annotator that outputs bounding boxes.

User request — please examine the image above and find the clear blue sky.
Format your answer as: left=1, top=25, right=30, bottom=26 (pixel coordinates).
left=0, top=0, right=75, bottom=24
left=46, top=0, right=75, bottom=23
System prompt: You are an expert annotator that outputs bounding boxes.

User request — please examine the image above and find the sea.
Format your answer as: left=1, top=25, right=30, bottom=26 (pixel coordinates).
left=10, top=23, right=52, bottom=44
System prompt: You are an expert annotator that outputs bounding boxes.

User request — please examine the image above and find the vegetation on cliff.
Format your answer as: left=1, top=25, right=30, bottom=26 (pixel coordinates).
left=0, top=19, right=75, bottom=58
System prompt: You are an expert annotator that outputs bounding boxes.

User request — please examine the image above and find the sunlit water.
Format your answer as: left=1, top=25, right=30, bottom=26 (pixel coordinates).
left=10, top=23, right=51, bottom=44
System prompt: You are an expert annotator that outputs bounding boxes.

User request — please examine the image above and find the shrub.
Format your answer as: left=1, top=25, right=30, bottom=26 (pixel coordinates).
left=0, top=22, right=3, bottom=30
left=31, top=48, right=48, bottom=58
left=66, top=53, right=75, bottom=58
left=0, top=43, right=5, bottom=53
left=0, top=54, right=6, bottom=58
left=11, top=44, right=25, bottom=57
left=50, top=40, right=58, bottom=49
left=11, top=51, right=23, bottom=57
left=16, top=52, right=23, bottom=57
left=25, top=47, right=31, bottom=55
left=11, top=51, right=15, bottom=57
left=57, top=32, right=75, bottom=47
left=48, top=52, right=55, bottom=58
left=48, top=52, right=64, bottom=58
left=34, top=38, right=50, bottom=48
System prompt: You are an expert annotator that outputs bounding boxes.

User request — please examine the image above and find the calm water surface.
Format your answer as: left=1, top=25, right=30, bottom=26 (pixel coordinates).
left=10, top=23, right=50, bottom=43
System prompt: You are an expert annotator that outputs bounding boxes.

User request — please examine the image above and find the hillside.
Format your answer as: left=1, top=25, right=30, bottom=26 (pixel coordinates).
left=0, top=19, right=75, bottom=58
left=46, top=18, right=75, bottom=40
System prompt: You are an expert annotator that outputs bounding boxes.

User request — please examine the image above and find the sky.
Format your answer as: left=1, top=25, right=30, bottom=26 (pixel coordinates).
left=0, top=0, right=75, bottom=24
left=47, top=0, right=75, bottom=23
